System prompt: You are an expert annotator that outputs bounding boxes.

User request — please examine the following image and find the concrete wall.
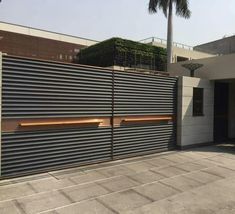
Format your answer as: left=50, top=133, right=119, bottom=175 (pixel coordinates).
left=177, top=76, right=214, bottom=147
left=152, top=41, right=215, bottom=62
left=194, top=35, right=235, bottom=55
left=170, top=53, right=235, bottom=80
left=228, top=81, right=235, bottom=139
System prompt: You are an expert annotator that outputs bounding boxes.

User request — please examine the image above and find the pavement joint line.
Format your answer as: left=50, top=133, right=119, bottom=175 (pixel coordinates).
left=67, top=177, right=77, bottom=185
left=170, top=165, right=192, bottom=173
left=203, top=157, right=235, bottom=170
left=26, top=182, right=38, bottom=193
left=0, top=176, right=62, bottom=188
left=219, top=165, right=235, bottom=172
left=158, top=180, right=183, bottom=193
left=95, top=198, right=119, bottom=214
left=58, top=189, right=75, bottom=203
left=201, top=168, right=228, bottom=179
left=49, top=169, right=85, bottom=178
left=124, top=174, right=143, bottom=185
left=125, top=174, right=146, bottom=184
left=48, top=172, right=62, bottom=180
left=131, top=188, right=155, bottom=202
left=182, top=171, right=223, bottom=184
left=95, top=182, right=113, bottom=193
left=13, top=199, right=26, bottom=214
left=207, top=156, right=235, bottom=166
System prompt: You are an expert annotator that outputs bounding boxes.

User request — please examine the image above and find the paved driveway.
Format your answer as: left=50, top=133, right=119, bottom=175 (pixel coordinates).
left=0, top=144, right=235, bottom=214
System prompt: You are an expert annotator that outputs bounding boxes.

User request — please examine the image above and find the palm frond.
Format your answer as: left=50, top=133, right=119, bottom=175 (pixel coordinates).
left=175, top=0, right=191, bottom=18
left=158, top=0, right=169, bottom=17
left=148, top=0, right=159, bottom=13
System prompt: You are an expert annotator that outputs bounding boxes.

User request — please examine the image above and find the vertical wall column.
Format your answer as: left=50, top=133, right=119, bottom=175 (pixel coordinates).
left=177, top=76, right=214, bottom=148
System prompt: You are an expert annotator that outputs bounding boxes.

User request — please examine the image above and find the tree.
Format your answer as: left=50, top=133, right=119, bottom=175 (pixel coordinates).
left=148, top=0, right=191, bottom=71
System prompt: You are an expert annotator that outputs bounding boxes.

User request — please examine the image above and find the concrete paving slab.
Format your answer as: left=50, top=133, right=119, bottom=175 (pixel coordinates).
left=53, top=199, right=115, bottom=214
left=176, top=162, right=208, bottom=172
left=62, top=182, right=110, bottom=203
left=208, top=155, right=235, bottom=165
left=70, top=170, right=107, bottom=185
left=134, top=182, right=179, bottom=201
left=163, top=154, right=192, bottom=163
left=127, top=170, right=166, bottom=184
left=0, top=144, right=234, bottom=213
left=0, top=201, right=21, bottom=214
left=49, top=169, right=84, bottom=180
left=207, top=156, right=235, bottom=170
left=184, top=170, right=222, bottom=184
left=151, top=166, right=187, bottom=178
left=221, top=153, right=235, bottom=160
left=98, top=189, right=151, bottom=213
left=0, top=173, right=51, bottom=186
left=96, top=165, right=136, bottom=177
left=123, top=161, right=155, bottom=173
left=180, top=151, right=211, bottom=159
left=191, top=159, right=218, bottom=168
left=97, top=176, right=139, bottom=192
left=16, top=191, right=71, bottom=214
left=161, top=175, right=203, bottom=192
left=29, top=177, right=74, bottom=193
left=202, top=166, right=235, bottom=178
left=0, top=183, right=36, bottom=202
left=144, top=157, right=174, bottom=167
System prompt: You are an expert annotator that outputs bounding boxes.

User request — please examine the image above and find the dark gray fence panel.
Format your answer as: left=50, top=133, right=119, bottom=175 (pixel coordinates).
left=2, top=56, right=113, bottom=119
left=114, top=71, right=177, bottom=116
left=1, top=56, right=113, bottom=177
left=113, top=71, right=177, bottom=158
left=2, top=128, right=112, bottom=176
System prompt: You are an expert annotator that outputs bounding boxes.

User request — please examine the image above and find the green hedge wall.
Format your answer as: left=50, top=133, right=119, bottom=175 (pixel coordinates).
left=78, top=37, right=167, bottom=71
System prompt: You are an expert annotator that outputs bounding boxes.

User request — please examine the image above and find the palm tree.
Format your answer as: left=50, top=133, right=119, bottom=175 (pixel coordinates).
left=149, top=0, right=191, bottom=71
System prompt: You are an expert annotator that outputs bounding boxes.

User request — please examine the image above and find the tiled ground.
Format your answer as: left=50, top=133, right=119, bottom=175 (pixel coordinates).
left=0, top=144, right=235, bottom=214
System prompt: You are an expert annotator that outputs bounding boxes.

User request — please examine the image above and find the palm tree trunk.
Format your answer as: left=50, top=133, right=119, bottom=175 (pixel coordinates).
left=167, top=0, right=173, bottom=72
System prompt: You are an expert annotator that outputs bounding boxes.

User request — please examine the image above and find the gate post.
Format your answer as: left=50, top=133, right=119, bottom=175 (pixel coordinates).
left=0, top=52, right=2, bottom=176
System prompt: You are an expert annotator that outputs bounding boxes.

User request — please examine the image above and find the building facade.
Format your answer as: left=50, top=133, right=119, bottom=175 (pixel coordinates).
left=170, top=54, right=235, bottom=148
left=0, top=22, right=98, bottom=62
left=194, top=35, right=235, bottom=55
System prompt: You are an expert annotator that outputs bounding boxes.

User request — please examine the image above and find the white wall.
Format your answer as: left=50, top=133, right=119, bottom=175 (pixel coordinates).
left=177, top=76, right=214, bottom=147
left=170, top=53, right=235, bottom=80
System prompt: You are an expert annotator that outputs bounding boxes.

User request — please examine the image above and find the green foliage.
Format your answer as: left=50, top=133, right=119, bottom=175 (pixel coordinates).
left=78, top=37, right=167, bottom=71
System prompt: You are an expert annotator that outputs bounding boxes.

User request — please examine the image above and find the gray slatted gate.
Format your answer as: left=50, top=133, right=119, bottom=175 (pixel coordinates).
left=1, top=56, right=113, bottom=177
left=0, top=54, right=177, bottom=177
left=113, top=71, right=177, bottom=158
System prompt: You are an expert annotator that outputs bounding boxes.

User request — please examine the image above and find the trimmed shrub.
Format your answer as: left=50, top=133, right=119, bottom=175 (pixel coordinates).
left=77, top=37, right=167, bottom=71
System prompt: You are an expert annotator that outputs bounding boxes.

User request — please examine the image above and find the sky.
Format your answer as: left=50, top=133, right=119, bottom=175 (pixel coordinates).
left=0, top=0, right=235, bottom=46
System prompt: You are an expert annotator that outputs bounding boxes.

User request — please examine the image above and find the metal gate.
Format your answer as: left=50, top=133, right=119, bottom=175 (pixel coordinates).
left=0, top=54, right=177, bottom=177
left=113, top=71, right=177, bottom=158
